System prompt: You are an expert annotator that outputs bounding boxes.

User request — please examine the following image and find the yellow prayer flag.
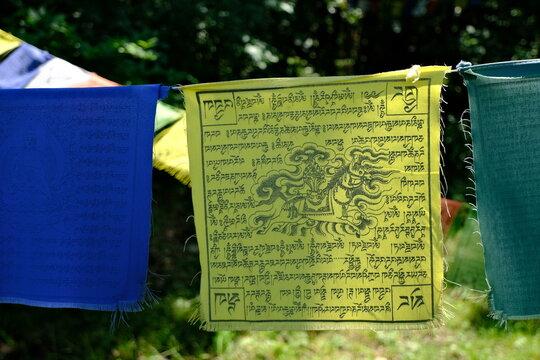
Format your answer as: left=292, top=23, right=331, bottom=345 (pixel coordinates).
left=155, top=101, right=185, bottom=133
left=152, top=111, right=191, bottom=185
left=184, top=66, right=449, bottom=331
left=0, top=29, right=21, bottom=56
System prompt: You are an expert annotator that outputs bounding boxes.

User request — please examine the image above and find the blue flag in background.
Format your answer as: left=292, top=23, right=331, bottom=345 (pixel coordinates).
left=0, top=42, right=53, bottom=88
left=0, top=85, right=169, bottom=311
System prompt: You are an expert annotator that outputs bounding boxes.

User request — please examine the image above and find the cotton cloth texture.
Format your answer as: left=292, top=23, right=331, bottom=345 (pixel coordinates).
left=0, top=85, right=168, bottom=311
left=152, top=114, right=190, bottom=185
left=184, top=66, right=448, bottom=331
left=25, top=57, right=91, bottom=88
left=0, top=30, right=21, bottom=57
left=71, top=73, right=119, bottom=88
left=0, top=42, right=53, bottom=89
left=459, top=59, right=540, bottom=320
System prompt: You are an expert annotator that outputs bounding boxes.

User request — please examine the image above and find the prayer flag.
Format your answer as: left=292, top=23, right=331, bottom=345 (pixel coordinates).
left=459, top=59, right=540, bottom=320
left=71, top=73, right=120, bottom=88
left=0, top=30, right=21, bottom=57
left=153, top=114, right=190, bottom=185
left=25, top=57, right=91, bottom=88
left=0, top=33, right=185, bottom=173
left=0, top=85, right=169, bottom=311
left=0, top=42, right=53, bottom=89
left=154, top=101, right=185, bottom=134
left=184, top=66, right=449, bottom=330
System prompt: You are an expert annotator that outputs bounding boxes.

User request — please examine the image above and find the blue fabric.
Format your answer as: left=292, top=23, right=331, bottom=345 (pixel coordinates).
left=0, top=85, right=169, bottom=311
left=0, top=42, right=53, bottom=89
left=459, top=59, right=540, bottom=320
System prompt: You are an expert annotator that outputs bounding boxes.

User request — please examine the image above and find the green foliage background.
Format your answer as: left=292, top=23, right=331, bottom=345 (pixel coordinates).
left=0, top=1, right=539, bottom=359
left=3, top=0, right=538, bottom=199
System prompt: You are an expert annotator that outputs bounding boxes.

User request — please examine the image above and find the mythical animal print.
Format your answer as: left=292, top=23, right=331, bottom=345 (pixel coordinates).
left=251, top=144, right=396, bottom=238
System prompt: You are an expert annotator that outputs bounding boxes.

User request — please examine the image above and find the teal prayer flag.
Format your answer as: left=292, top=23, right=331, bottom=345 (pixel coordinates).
left=459, top=59, right=540, bottom=320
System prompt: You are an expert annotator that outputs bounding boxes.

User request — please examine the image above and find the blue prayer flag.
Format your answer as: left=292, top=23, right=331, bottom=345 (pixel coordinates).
left=0, top=42, right=54, bottom=89
left=0, top=85, right=169, bottom=311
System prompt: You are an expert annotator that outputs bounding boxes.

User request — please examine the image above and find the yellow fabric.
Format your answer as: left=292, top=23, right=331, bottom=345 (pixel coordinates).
left=152, top=112, right=191, bottom=185
left=155, top=101, right=184, bottom=133
left=0, top=29, right=21, bottom=56
left=184, top=66, right=449, bottom=331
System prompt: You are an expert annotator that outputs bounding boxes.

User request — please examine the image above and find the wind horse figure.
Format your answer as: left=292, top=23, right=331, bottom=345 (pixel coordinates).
left=251, top=144, right=396, bottom=238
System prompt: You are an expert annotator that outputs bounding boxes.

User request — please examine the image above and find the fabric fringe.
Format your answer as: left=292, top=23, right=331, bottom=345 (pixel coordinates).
left=440, top=72, right=450, bottom=278
left=191, top=301, right=448, bottom=332
left=109, top=286, right=160, bottom=332
left=487, top=292, right=540, bottom=322
left=456, top=88, right=501, bottom=324
left=188, top=297, right=205, bottom=329
left=458, top=110, right=514, bottom=326
left=487, top=291, right=507, bottom=326
left=152, top=118, right=191, bottom=186
left=2, top=290, right=159, bottom=334
left=436, top=71, right=453, bottom=328
left=198, top=318, right=444, bottom=332
left=0, top=294, right=155, bottom=313
left=153, top=158, right=192, bottom=186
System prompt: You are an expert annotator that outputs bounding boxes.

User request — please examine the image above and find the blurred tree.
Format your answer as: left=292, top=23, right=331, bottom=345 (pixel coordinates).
left=2, top=0, right=537, bottom=198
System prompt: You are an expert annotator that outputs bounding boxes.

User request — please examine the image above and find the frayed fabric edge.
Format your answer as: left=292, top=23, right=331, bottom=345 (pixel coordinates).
left=109, top=287, right=160, bottom=332
left=455, top=69, right=499, bottom=327
left=437, top=70, right=453, bottom=328
left=193, top=315, right=446, bottom=332
left=153, top=157, right=192, bottom=186
left=0, top=286, right=157, bottom=313
left=487, top=291, right=540, bottom=324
